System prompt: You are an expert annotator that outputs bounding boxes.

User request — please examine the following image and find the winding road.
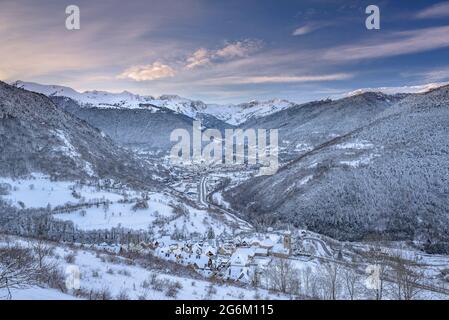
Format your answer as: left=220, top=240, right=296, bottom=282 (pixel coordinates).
left=199, top=175, right=253, bottom=231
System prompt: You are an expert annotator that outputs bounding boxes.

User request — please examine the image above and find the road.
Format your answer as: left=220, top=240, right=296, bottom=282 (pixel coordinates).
left=199, top=175, right=253, bottom=231
left=302, top=237, right=333, bottom=257
left=198, top=175, right=208, bottom=207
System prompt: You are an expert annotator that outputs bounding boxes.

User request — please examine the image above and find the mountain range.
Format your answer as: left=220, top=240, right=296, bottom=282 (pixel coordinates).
left=4, top=80, right=449, bottom=252
left=12, top=81, right=296, bottom=126
left=225, top=85, right=449, bottom=252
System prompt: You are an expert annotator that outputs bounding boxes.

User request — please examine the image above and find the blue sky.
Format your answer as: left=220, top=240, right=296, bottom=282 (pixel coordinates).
left=1, top=0, right=449, bottom=103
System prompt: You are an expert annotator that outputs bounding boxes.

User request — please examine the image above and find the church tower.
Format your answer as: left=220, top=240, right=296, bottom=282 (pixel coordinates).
left=283, top=231, right=291, bottom=254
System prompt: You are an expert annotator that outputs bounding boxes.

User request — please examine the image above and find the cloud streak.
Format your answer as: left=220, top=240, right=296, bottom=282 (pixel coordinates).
left=416, top=2, right=449, bottom=19
left=185, top=48, right=211, bottom=70
left=292, top=25, right=315, bottom=36
left=118, top=62, right=176, bottom=81
left=215, top=40, right=262, bottom=59
left=185, top=40, right=262, bottom=70
left=323, top=25, right=449, bottom=61
left=200, top=73, right=353, bottom=85
left=292, top=22, right=329, bottom=36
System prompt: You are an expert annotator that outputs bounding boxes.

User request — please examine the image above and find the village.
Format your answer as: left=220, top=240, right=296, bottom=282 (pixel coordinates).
left=148, top=229, right=317, bottom=284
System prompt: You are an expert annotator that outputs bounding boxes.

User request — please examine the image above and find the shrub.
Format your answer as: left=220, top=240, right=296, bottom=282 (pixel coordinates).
left=165, top=281, right=182, bottom=298
left=116, top=288, right=130, bottom=300
left=132, top=199, right=149, bottom=211
left=118, top=269, right=131, bottom=277
left=64, top=253, right=76, bottom=264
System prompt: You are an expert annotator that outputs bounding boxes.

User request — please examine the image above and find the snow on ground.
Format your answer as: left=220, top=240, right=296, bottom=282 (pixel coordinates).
left=53, top=192, right=235, bottom=237
left=0, top=175, right=125, bottom=209
left=13, top=81, right=296, bottom=125
left=54, top=202, right=159, bottom=231
left=340, top=154, right=378, bottom=168
left=212, top=192, right=230, bottom=209
left=66, top=248, right=279, bottom=300
left=0, top=236, right=289, bottom=300
left=0, top=287, right=79, bottom=300
left=343, top=82, right=449, bottom=97
left=294, top=143, right=313, bottom=153
left=0, top=175, right=239, bottom=238
left=335, top=141, right=374, bottom=150
left=13, top=81, right=158, bottom=110
left=52, top=130, right=95, bottom=176
left=298, top=175, right=313, bottom=186
left=53, top=129, right=80, bottom=159
left=203, top=99, right=295, bottom=125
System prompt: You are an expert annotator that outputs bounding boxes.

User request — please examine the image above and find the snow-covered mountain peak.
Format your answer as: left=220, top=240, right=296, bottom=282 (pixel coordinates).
left=345, top=82, right=449, bottom=97
left=11, top=81, right=298, bottom=125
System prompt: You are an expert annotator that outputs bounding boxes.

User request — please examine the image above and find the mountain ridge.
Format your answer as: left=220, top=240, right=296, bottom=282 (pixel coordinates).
left=0, top=81, right=164, bottom=189
left=224, top=85, right=449, bottom=252
left=12, top=81, right=297, bottom=126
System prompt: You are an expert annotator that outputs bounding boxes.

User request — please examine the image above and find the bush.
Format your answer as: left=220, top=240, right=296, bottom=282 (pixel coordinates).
left=98, top=288, right=113, bottom=300
left=0, top=245, right=40, bottom=290
left=165, top=281, right=183, bottom=298
left=64, top=253, right=76, bottom=264
left=132, top=199, right=149, bottom=211
left=151, top=277, right=165, bottom=292
left=90, top=287, right=113, bottom=300
left=51, top=269, right=67, bottom=292
left=206, top=283, right=217, bottom=296
left=118, top=269, right=131, bottom=277
left=92, top=270, right=100, bottom=278
left=172, top=203, right=189, bottom=216
left=141, top=279, right=150, bottom=289
left=0, top=183, right=11, bottom=196
left=116, top=288, right=130, bottom=300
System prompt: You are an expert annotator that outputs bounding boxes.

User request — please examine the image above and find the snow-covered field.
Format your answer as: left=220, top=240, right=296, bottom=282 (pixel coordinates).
left=53, top=197, right=233, bottom=237
left=0, top=287, right=79, bottom=300
left=0, top=175, right=237, bottom=239
left=0, top=175, right=124, bottom=209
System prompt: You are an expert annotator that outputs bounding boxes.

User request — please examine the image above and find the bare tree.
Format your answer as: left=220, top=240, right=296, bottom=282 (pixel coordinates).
left=29, top=238, right=54, bottom=269
left=321, top=263, right=342, bottom=300
left=390, top=251, right=423, bottom=300
left=300, top=266, right=313, bottom=297
left=0, top=245, right=41, bottom=299
left=251, top=265, right=261, bottom=287
left=265, top=258, right=299, bottom=294
left=342, top=266, right=361, bottom=300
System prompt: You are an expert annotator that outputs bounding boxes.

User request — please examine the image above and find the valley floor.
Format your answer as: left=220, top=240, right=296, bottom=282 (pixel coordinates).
left=1, top=171, right=449, bottom=300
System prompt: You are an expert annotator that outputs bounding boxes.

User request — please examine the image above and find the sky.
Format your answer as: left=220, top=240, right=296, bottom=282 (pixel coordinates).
left=1, top=0, right=449, bottom=104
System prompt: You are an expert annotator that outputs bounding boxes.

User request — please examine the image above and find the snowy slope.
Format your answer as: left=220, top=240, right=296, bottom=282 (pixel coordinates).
left=13, top=80, right=449, bottom=126
left=204, top=99, right=295, bottom=125
left=12, top=81, right=295, bottom=125
left=344, top=82, right=449, bottom=97
left=0, top=174, right=240, bottom=238
left=12, top=80, right=157, bottom=110
left=0, top=81, right=163, bottom=186
left=0, top=236, right=291, bottom=300
left=0, top=287, right=80, bottom=300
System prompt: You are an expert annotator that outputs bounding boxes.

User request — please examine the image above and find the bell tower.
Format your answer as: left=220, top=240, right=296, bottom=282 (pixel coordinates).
left=283, top=231, right=291, bottom=253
